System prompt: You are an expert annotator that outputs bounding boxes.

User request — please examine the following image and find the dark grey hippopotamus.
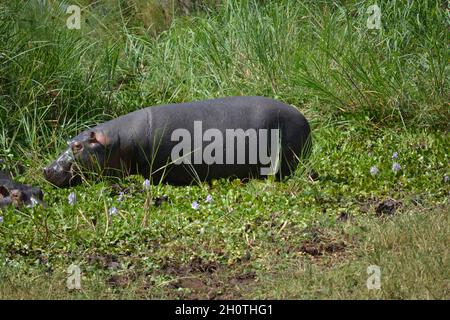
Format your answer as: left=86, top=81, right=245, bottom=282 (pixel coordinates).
left=44, top=96, right=312, bottom=187
left=0, top=170, right=45, bottom=208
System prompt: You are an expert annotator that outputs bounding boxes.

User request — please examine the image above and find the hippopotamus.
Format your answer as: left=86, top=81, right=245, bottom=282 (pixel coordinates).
left=44, top=96, right=311, bottom=187
left=0, top=170, right=45, bottom=208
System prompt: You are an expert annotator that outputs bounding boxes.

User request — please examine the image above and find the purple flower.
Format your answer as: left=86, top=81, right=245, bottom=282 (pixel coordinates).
left=205, top=194, right=212, bottom=203
left=392, top=152, right=398, bottom=159
left=0, top=216, right=3, bottom=223
left=444, top=175, right=449, bottom=183
left=109, top=207, right=118, bottom=216
left=370, top=166, right=379, bottom=176
left=68, top=192, right=77, bottom=206
left=118, top=192, right=124, bottom=202
left=392, top=162, right=401, bottom=173
left=143, top=179, right=151, bottom=190
left=191, top=201, right=199, bottom=210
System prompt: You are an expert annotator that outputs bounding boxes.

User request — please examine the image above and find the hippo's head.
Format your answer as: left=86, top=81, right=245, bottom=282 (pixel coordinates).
left=0, top=183, right=45, bottom=208
left=44, top=131, right=109, bottom=187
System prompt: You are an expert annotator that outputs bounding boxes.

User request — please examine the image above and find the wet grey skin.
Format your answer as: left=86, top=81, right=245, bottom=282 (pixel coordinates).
left=43, top=147, right=80, bottom=187
left=44, top=96, right=312, bottom=187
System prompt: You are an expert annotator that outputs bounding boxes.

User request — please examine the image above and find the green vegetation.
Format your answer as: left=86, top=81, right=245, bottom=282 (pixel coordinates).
left=0, top=0, right=448, bottom=299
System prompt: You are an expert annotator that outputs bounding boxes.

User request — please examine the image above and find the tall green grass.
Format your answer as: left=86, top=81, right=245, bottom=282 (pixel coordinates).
left=0, top=0, right=448, bottom=166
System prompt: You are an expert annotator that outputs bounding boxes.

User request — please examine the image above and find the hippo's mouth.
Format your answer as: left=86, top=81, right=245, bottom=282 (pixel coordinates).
left=43, top=163, right=81, bottom=187
left=43, top=148, right=82, bottom=187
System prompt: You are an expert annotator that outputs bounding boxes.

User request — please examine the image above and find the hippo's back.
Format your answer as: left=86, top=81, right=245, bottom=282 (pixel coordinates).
left=144, top=96, right=311, bottom=183
left=147, top=96, right=309, bottom=135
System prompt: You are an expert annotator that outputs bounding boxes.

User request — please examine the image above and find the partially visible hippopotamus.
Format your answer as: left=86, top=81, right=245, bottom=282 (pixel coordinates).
left=44, top=96, right=312, bottom=187
left=0, top=170, right=45, bottom=208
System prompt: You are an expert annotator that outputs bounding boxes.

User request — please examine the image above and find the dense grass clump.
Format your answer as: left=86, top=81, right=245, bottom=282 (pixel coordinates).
left=0, top=0, right=448, bottom=299
left=1, top=0, right=448, bottom=157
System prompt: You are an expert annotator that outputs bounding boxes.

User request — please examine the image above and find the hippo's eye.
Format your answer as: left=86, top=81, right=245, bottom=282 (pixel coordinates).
left=71, top=142, right=83, bottom=153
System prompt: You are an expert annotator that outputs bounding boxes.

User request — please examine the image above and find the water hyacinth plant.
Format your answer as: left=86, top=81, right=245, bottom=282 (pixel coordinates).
left=370, top=166, right=379, bottom=176
left=68, top=192, right=77, bottom=206
left=392, top=162, right=402, bottom=173
left=109, top=207, right=118, bottom=216
left=143, top=179, right=151, bottom=190
left=191, top=201, right=199, bottom=210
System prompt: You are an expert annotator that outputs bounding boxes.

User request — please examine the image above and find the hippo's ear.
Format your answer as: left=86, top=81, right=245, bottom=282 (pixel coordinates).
left=89, top=131, right=108, bottom=146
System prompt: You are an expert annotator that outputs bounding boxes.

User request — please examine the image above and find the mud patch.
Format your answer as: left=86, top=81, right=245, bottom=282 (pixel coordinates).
left=154, top=196, right=169, bottom=207
left=375, top=199, right=401, bottom=216
left=162, top=256, right=219, bottom=275
left=107, top=274, right=132, bottom=288
left=358, top=196, right=378, bottom=214
left=337, top=211, right=350, bottom=222
left=299, top=240, right=346, bottom=257
left=299, top=227, right=347, bottom=257
left=358, top=196, right=402, bottom=216
left=88, top=253, right=121, bottom=270
left=158, top=257, right=256, bottom=300
left=175, top=277, right=205, bottom=291
left=231, top=271, right=256, bottom=285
